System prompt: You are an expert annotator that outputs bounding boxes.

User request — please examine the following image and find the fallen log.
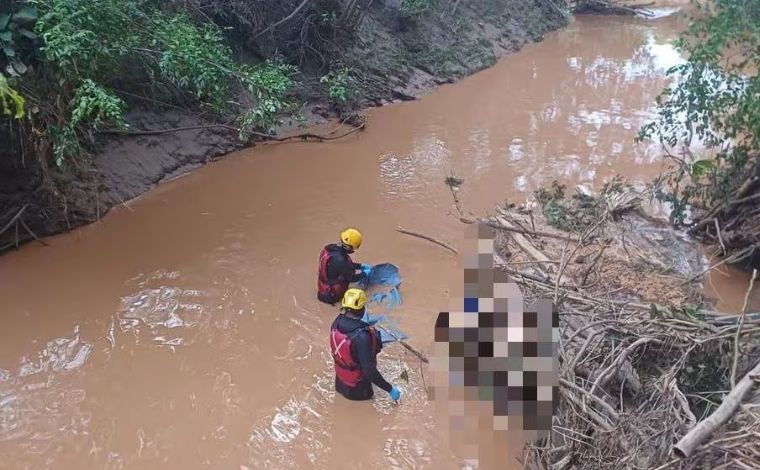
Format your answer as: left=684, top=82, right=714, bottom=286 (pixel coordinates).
left=673, top=359, right=760, bottom=458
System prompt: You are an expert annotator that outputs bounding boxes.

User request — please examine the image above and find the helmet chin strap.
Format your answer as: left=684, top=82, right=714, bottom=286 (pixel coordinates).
left=343, top=307, right=365, bottom=319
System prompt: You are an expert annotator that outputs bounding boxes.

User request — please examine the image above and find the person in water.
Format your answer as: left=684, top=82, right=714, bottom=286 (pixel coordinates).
left=317, top=228, right=371, bottom=305
left=330, top=288, right=401, bottom=402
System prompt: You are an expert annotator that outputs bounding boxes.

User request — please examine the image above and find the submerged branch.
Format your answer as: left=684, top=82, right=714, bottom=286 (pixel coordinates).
left=396, top=227, right=458, bottom=255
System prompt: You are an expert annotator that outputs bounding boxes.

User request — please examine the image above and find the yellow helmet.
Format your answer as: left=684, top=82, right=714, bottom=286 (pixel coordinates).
left=340, top=228, right=362, bottom=250
left=341, top=288, right=368, bottom=311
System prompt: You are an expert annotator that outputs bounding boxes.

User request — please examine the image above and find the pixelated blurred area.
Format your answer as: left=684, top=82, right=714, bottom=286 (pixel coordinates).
left=447, top=183, right=760, bottom=469
left=433, top=222, right=559, bottom=468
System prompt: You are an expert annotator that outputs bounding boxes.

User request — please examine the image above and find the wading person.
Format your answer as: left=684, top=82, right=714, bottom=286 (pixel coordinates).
left=330, top=288, right=401, bottom=402
left=317, top=228, right=371, bottom=305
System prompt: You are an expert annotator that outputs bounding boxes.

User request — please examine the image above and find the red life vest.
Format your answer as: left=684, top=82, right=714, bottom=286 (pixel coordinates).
left=330, top=326, right=379, bottom=387
left=317, top=245, right=353, bottom=304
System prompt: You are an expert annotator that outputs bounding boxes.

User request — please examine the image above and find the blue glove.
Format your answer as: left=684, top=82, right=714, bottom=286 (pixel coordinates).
left=389, top=386, right=401, bottom=402
left=360, top=263, right=372, bottom=278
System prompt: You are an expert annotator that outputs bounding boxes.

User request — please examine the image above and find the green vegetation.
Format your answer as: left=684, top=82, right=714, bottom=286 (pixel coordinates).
left=1, top=0, right=297, bottom=168
left=320, top=65, right=356, bottom=107
left=639, top=0, right=760, bottom=264
left=0, top=3, right=38, bottom=76
left=0, top=73, right=24, bottom=118
left=238, top=60, right=296, bottom=140
left=534, top=182, right=604, bottom=232
left=534, top=178, right=637, bottom=233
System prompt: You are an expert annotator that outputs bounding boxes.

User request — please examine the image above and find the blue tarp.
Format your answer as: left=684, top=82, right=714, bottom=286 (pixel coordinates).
left=358, top=263, right=407, bottom=344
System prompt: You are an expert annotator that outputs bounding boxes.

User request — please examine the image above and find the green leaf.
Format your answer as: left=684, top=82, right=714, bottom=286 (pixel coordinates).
left=0, top=31, right=11, bottom=42
left=691, top=159, right=715, bottom=177
left=2, top=44, right=15, bottom=57
left=12, top=7, right=38, bottom=23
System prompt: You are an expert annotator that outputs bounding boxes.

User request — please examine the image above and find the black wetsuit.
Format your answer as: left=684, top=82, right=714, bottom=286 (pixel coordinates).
left=317, top=244, right=363, bottom=305
left=324, top=244, right=362, bottom=283
left=332, top=314, right=393, bottom=400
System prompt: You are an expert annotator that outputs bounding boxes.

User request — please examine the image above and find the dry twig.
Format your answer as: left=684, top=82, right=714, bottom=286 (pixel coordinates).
left=731, top=270, right=759, bottom=387
left=396, top=227, right=458, bottom=255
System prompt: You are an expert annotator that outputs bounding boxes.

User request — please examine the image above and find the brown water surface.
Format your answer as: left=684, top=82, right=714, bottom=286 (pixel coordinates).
left=705, top=263, right=760, bottom=314
left=2, top=8, right=748, bottom=470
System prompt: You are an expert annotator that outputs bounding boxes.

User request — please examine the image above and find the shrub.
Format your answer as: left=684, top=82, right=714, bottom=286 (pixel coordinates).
left=320, top=65, right=356, bottom=105
left=0, top=72, right=24, bottom=118
left=0, top=3, right=39, bottom=76
left=4, top=0, right=298, bottom=166
left=153, top=14, right=238, bottom=109
left=238, top=59, right=296, bottom=140
left=639, top=0, right=760, bottom=228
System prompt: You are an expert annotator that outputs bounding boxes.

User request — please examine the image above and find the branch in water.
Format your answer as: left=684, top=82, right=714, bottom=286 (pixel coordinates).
left=397, top=227, right=458, bottom=255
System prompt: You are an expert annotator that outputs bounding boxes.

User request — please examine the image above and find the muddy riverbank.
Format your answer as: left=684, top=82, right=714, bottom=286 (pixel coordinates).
left=0, top=0, right=569, bottom=251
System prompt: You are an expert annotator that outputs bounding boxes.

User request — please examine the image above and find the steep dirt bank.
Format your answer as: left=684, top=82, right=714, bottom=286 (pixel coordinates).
left=0, top=0, right=569, bottom=252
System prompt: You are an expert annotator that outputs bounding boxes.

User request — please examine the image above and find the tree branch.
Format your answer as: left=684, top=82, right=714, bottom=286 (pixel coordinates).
left=253, top=0, right=313, bottom=39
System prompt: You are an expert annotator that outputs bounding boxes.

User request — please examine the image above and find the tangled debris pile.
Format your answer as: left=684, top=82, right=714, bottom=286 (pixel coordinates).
left=687, top=157, right=760, bottom=271
left=467, top=183, right=760, bottom=469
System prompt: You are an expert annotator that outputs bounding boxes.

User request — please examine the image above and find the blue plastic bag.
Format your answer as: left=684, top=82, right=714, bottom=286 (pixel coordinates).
left=357, top=263, right=407, bottom=343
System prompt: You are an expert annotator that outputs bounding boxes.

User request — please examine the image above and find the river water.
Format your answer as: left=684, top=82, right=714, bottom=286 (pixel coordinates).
left=1, top=6, right=756, bottom=470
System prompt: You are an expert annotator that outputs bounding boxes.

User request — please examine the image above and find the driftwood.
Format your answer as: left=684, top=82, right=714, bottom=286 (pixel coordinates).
left=468, top=191, right=760, bottom=469
left=689, top=165, right=760, bottom=265
left=455, top=182, right=760, bottom=468
left=485, top=218, right=580, bottom=242
left=396, top=227, right=458, bottom=255
left=492, top=216, right=552, bottom=263
left=674, top=359, right=760, bottom=458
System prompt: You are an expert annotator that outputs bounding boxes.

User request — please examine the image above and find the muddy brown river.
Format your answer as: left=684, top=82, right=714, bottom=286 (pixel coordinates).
left=1, top=6, right=758, bottom=470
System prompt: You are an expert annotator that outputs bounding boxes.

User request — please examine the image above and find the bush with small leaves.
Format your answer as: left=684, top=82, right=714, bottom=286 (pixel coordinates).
left=320, top=65, right=356, bottom=106
left=5, top=0, right=299, bottom=166
left=0, top=72, right=24, bottom=118
left=640, top=0, right=760, bottom=229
